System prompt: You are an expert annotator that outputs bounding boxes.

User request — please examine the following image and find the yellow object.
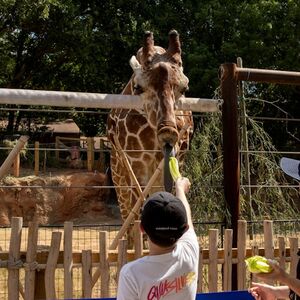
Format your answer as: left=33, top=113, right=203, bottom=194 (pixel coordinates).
left=169, top=157, right=181, bottom=181
left=245, top=256, right=272, bottom=273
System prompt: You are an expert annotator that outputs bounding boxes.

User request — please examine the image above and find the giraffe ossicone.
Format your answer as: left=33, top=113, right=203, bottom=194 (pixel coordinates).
left=129, top=56, right=141, bottom=71
left=107, top=30, right=194, bottom=234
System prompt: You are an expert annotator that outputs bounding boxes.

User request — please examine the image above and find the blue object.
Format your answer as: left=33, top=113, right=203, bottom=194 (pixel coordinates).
left=196, top=290, right=254, bottom=299
left=66, top=290, right=254, bottom=300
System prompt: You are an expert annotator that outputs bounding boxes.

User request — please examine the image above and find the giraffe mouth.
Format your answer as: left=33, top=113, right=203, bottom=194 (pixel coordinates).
left=157, top=126, right=179, bottom=148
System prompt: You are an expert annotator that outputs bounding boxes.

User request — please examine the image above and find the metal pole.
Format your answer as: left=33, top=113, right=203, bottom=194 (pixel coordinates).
left=237, top=68, right=300, bottom=85
left=0, top=88, right=222, bottom=112
left=237, top=58, right=253, bottom=239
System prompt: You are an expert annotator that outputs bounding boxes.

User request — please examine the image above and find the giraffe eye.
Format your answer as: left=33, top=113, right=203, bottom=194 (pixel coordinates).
left=133, top=84, right=144, bottom=95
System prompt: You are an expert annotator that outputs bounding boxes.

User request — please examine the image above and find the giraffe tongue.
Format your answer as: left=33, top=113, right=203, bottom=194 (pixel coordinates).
left=163, top=143, right=175, bottom=192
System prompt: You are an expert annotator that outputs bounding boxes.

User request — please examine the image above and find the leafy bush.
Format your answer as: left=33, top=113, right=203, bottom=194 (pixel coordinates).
left=184, top=96, right=299, bottom=223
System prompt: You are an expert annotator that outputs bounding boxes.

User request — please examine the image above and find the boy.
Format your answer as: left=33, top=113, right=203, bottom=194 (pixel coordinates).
left=117, top=177, right=199, bottom=300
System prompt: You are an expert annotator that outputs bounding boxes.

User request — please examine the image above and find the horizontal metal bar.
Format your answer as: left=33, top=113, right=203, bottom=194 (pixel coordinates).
left=247, top=116, right=300, bottom=122
left=0, top=185, right=162, bottom=189
left=237, top=67, right=300, bottom=85
left=0, top=88, right=222, bottom=112
left=240, top=150, right=300, bottom=154
left=241, top=184, right=299, bottom=188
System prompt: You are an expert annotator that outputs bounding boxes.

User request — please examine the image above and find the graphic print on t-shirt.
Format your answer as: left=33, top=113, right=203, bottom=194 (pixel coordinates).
left=147, top=271, right=196, bottom=300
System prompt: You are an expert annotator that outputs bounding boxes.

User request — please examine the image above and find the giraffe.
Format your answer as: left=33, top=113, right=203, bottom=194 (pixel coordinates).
left=107, top=30, right=193, bottom=229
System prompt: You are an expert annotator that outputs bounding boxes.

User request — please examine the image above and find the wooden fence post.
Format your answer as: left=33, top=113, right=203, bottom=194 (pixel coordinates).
left=13, top=153, right=20, bottom=177
left=82, top=250, right=92, bottom=298
left=87, top=137, right=94, bottom=171
left=278, top=236, right=286, bottom=270
left=134, top=220, right=143, bottom=259
left=24, top=221, right=38, bottom=300
left=208, top=229, right=218, bottom=292
left=99, top=138, right=105, bottom=173
left=251, top=245, right=259, bottom=283
left=64, top=222, right=73, bottom=299
left=237, top=220, right=247, bottom=290
left=55, top=137, right=59, bottom=160
left=221, top=62, right=240, bottom=291
left=8, top=217, right=23, bottom=300
left=91, top=231, right=109, bottom=290
left=289, top=237, right=299, bottom=277
left=263, top=220, right=274, bottom=259
left=45, top=232, right=62, bottom=300
left=99, top=231, right=110, bottom=297
left=223, top=229, right=233, bottom=291
left=34, top=141, right=39, bottom=176
left=117, top=239, right=128, bottom=283
left=197, top=248, right=203, bottom=293
left=220, top=63, right=240, bottom=238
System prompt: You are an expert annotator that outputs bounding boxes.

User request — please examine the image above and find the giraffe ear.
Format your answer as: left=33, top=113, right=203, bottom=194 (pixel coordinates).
left=167, top=29, right=181, bottom=57
left=129, top=56, right=141, bottom=72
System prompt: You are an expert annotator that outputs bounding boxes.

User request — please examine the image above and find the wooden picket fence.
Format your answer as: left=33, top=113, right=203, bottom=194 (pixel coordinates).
left=0, top=217, right=299, bottom=300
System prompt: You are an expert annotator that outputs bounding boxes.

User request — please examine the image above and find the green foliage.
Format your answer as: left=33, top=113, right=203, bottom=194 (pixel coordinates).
left=184, top=94, right=299, bottom=222
left=240, top=98, right=299, bottom=220
left=183, top=112, right=228, bottom=222
left=72, top=109, right=106, bottom=137
left=1, top=1, right=299, bottom=118
left=244, top=83, right=299, bottom=150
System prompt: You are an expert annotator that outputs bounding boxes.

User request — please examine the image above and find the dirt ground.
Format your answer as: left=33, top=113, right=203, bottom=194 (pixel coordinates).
left=0, top=168, right=121, bottom=226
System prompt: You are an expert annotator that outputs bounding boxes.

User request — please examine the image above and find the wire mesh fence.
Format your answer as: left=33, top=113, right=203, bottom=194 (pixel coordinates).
left=6, top=219, right=294, bottom=249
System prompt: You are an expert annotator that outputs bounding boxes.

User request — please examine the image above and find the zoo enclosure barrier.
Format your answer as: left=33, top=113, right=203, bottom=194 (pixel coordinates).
left=220, top=63, right=300, bottom=246
left=0, top=218, right=299, bottom=300
left=0, top=88, right=221, bottom=179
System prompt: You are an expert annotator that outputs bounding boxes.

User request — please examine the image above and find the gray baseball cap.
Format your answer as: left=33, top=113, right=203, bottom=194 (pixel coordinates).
left=280, top=157, right=300, bottom=180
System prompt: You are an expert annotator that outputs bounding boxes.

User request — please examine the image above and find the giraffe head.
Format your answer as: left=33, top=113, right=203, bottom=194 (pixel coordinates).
left=129, top=30, right=189, bottom=149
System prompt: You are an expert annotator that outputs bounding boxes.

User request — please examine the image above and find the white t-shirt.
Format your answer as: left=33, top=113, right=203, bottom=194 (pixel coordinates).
left=117, top=228, right=199, bottom=300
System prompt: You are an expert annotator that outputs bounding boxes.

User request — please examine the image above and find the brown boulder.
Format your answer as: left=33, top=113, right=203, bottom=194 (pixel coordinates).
left=0, top=171, right=120, bottom=225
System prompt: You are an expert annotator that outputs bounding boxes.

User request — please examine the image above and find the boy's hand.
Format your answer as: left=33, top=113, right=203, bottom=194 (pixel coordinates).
left=175, top=177, right=191, bottom=194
